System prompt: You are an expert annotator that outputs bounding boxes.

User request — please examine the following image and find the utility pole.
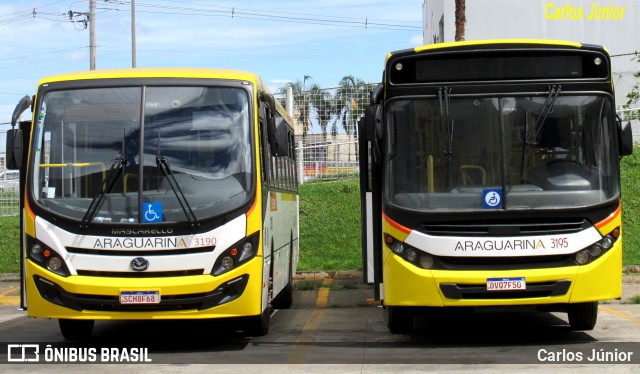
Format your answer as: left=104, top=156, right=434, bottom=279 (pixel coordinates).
left=89, top=0, right=96, bottom=69
left=131, top=0, right=136, bottom=68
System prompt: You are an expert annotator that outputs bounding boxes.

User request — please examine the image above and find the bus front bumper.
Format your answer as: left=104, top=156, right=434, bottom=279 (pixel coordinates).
left=382, top=244, right=622, bottom=307
left=24, top=258, right=264, bottom=320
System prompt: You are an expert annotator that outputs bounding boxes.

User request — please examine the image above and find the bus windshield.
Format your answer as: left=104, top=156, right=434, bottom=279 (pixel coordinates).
left=385, top=94, right=618, bottom=211
left=31, top=85, right=253, bottom=223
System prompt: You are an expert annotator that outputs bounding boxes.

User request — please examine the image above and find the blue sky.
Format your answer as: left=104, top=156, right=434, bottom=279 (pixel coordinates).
left=0, top=0, right=423, bottom=127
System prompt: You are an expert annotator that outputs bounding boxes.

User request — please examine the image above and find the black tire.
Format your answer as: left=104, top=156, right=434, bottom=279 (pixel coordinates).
left=568, top=301, right=598, bottom=330
left=272, top=283, right=293, bottom=309
left=245, top=307, right=270, bottom=336
left=59, top=319, right=94, bottom=340
left=385, top=306, right=413, bottom=334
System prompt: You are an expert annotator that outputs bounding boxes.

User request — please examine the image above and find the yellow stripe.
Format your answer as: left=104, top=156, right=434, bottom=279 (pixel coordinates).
left=287, top=278, right=332, bottom=364
left=316, top=278, right=332, bottom=308
left=0, top=286, right=20, bottom=305
left=600, top=305, right=640, bottom=325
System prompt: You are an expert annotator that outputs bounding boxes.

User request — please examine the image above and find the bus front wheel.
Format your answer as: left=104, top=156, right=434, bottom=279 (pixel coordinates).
left=59, top=319, right=94, bottom=340
left=385, top=306, right=413, bottom=334
left=245, top=307, right=270, bottom=337
left=568, top=301, right=598, bottom=330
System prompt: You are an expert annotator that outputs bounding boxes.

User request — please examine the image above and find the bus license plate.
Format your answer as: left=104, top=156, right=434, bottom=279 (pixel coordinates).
left=486, top=277, right=526, bottom=291
left=120, top=291, right=160, bottom=304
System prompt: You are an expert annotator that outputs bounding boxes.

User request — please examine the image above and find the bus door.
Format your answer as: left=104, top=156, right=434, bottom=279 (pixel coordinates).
left=359, top=85, right=383, bottom=299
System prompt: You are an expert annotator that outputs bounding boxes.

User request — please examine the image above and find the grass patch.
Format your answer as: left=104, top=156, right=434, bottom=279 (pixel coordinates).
left=623, top=295, right=640, bottom=305
left=298, top=178, right=362, bottom=271
left=0, top=215, right=20, bottom=273
left=621, top=147, right=640, bottom=265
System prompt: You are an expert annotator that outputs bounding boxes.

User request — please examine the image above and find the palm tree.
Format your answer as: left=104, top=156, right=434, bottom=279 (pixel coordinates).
left=308, top=83, right=335, bottom=143
left=455, top=0, right=466, bottom=41
left=335, top=75, right=375, bottom=160
left=277, top=78, right=312, bottom=142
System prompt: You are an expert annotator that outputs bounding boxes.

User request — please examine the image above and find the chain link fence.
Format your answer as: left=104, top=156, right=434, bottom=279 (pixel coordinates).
left=0, top=136, right=20, bottom=216
left=277, top=82, right=376, bottom=182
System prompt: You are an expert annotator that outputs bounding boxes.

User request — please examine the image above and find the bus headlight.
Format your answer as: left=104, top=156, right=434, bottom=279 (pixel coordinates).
left=384, top=234, right=436, bottom=270
left=391, top=242, right=404, bottom=255
left=575, top=250, right=590, bottom=265
left=419, top=254, right=435, bottom=269
left=211, top=232, right=260, bottom=276
left=575, top=229, right=620, bottom=265
left=26, top=237, right=71, bottom=277
left=48, top=257, right=63, bottom=272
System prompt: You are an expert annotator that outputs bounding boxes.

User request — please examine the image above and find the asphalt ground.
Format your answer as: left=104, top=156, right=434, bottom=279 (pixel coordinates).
left=0, top=271, right=639, bottom=372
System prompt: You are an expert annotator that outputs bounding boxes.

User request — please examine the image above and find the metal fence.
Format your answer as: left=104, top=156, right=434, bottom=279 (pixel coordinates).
left=278, top=83, right=374, bottom=183
left=0, top=147, right=20, bottom=217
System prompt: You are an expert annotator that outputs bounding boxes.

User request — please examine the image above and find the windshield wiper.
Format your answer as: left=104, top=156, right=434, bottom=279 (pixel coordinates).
left=156, top=134, right=199, bottom=227
left=520, top=85, right=562, bottom=182
left=81, top=155, right=126, bottom=228
left=439, top=87, right=454, bottom=187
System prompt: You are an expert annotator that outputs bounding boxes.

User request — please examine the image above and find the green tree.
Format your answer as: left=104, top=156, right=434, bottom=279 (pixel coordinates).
left=335, top=75, right=375, bottom=159
left=308, top=83, right=335, bottom=143
left=278, top=76, right=313, bottom=142
left=623, top=51, right=640, bottom=121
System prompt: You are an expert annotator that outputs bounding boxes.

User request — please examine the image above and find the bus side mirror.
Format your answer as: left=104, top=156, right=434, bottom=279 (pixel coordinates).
left=5, top=128, right=23, bottom=170
left=12, top=95, right=31, bottom=128
left=620, top=120, right=633, bottom=156
left=6, top=95, right=31, bottom=170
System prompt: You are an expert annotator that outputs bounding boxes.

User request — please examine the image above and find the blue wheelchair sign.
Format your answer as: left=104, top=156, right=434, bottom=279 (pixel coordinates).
left=142, top=202, right=163, bottom=223
left=482, top=189, right=502, bottom=209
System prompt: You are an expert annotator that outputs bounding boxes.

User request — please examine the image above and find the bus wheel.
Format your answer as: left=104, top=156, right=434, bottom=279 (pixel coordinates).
left=385, top=306, right=413, bottom=334
left=59, top=319, right=94, bottom=340
left=246, top=307, right=270, bottom=337
left=568, top=302, right=598, bottom=330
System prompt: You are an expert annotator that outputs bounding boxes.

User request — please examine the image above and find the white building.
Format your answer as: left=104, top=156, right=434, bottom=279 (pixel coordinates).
left=422, top=0, right=639, bottom=142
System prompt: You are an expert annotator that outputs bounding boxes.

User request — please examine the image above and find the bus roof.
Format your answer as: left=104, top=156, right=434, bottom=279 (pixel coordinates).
left=38, top=67, right=265, bottom=89
left=386, top=39, right=606, bottom=62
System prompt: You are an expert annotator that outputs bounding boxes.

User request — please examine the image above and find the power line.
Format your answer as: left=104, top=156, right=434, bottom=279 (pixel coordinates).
left=0, top=46, right=88, bottom=61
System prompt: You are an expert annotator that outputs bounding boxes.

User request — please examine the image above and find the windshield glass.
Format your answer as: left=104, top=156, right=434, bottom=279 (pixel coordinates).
left=385, top=95, right=618, bottom=211
left=31, top=85, right=253, bottom=223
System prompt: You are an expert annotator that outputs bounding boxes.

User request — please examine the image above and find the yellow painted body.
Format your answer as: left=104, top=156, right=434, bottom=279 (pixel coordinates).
left=25, top=257, right=264, bottom=319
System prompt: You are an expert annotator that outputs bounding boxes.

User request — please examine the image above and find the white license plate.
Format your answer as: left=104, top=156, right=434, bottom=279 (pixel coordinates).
left=120, top=291, right=160, bottom=304
left=486, top=277, right=526, bottom=291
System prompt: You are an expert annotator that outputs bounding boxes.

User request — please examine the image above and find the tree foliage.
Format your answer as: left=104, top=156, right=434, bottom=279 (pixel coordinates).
left=623, top=51, right=640, bottom=121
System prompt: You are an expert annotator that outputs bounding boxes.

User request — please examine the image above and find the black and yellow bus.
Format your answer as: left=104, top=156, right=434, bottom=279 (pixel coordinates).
left=360, top=40, right=633, bottom=333
left=6, top=68, right=299, bottom=339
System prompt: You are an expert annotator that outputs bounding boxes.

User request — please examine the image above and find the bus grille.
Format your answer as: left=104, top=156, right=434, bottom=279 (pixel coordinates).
left=434, top=254, right=576, bottom=271
left=421, top=218, right=588, bottom=237
left=440, top=280, right=571, bottom=300
left=34, top=274, right=249, bottom=312
left=76, top=269, right=205, bottom=277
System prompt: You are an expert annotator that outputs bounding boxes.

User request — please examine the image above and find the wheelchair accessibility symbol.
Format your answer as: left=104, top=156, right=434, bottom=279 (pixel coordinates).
left=142, top=202, right=163, bottom=223
left=482, top=189, right=502, bottom=209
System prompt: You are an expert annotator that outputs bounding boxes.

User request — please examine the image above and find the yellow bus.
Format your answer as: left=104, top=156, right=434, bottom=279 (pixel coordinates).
left=359, top=40, right=634, bottom=333
left=6, top=68, right=299, bottom=339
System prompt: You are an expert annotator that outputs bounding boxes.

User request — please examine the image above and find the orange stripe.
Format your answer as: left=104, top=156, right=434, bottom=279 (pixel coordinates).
left=383, top=212, right=411, bottom=235
left=246, top=196, right=258, bottom=218
left=24, top=194, right=35, bottom=221
left=595, top=204, right=621, bottom=229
